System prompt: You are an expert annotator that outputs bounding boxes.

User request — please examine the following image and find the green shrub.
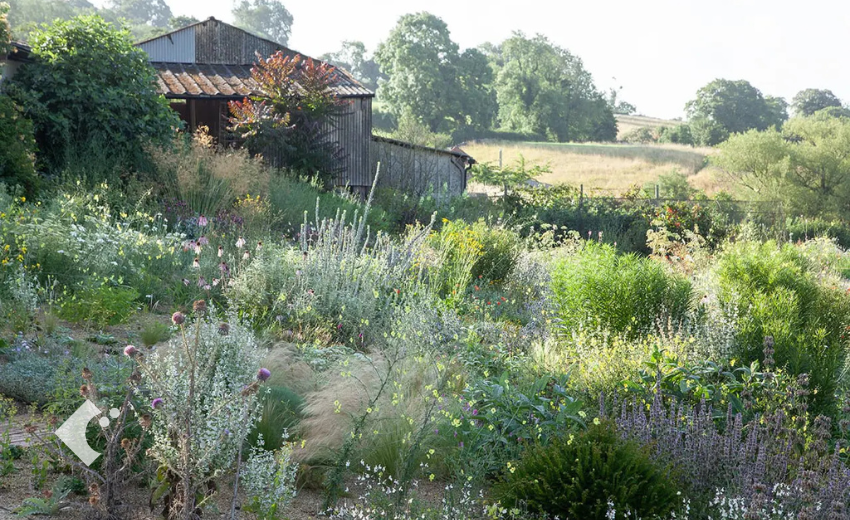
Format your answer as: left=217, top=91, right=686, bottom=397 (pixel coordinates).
left=657, top=124, right=694, bottom=146
left=469, top=221, right=521, bottom=283
left=0, top=94, right=38, bottom=197
left=713, top=240, right=850, bottom=415
left=0, top=356, right=57, bottom=405
left=621, top=127, right=657, bottom=144
left=248, top=386, right=304, bottom=452
left=428, top=219, right=482, bottom=302
left=57, top=282, right=138, bottom=329
left=140, top=320, right=171, bottom=348
left=551, top=242, right=692, bottom=338
left=494, top=421, right=681, bottom=519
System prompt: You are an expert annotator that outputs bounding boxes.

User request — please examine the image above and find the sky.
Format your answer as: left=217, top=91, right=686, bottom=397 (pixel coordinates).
left=154, top=0, right=850, bottom=119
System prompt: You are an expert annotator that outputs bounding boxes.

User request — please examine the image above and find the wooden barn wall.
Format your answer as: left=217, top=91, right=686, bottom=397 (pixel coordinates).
left=370, top=140, right=466, bottom=199
left=264, top=97, right=372, bottom=192
left=327, top=97, right=372, bottom=190
left=194, top=20, right=283, bottom=65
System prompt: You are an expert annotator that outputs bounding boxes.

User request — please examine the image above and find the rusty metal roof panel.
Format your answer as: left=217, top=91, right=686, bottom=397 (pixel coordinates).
left=152, top=62, right=371, bottom=99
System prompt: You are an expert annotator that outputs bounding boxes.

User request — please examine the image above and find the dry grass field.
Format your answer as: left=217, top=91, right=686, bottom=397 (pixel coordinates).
left=615, top=114, right=684, bottom=140
left=461, top=140, right=728, bottom=196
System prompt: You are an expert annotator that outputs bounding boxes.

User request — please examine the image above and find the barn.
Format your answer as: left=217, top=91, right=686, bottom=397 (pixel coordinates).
left=135, top=17, right=375, bottom=193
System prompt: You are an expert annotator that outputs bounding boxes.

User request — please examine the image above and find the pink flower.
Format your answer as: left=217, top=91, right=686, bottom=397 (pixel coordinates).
left=198, top=236, right=209, bottom=246
left=151, top=398, right=164, bottom=409
left=198, top=215, right=208, bottom=227
left=172, top=312, right=185, bottom=325
left=217, top=246, right=223, bottom=258
left=242, top=251, right=250, bottom=261
left=124, top=345, right=138, bottom=357
left=236, top=237, right=245, bottom=249
left=192, top=257, right=200, bottom=269
left=257, top=368, right=271, bottom=382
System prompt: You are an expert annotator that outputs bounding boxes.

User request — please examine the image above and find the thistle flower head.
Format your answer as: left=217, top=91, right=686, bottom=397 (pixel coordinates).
left=218, top=323, right=230, bottom=336
left=151, top=398, right=164, bottom=410
left=257, top=368, right=271, bottom=382
left=193, top=299, right=207, bottom=313
left=172, top=311, right=185, bottom=325
left=124, top=345, right=138, bottom=357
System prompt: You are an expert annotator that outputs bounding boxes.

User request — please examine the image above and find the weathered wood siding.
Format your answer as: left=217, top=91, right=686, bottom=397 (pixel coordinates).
left=370, top=137, right=468, bottom=199
left=194, top=19, right=284, bottom=65
left=327, top=97, right=372, bottom=189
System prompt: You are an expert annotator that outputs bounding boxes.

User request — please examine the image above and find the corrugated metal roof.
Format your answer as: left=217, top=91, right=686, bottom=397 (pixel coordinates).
left=151, top=62, right=372, bottom=99
left=138, top=17, right=373, bottom=98
left=372, top=135, right=475, bottom=160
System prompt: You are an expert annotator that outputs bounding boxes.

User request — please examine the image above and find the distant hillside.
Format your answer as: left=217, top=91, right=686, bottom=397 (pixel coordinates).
left=616, top=114, right=684, bottom=140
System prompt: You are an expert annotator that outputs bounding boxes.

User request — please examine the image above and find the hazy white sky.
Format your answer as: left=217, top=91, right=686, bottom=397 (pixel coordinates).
left=157, top=0, right=850, bottom=119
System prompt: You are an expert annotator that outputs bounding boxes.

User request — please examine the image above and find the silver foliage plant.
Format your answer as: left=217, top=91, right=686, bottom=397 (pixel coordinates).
left=134, top=302, right=273, bottom=519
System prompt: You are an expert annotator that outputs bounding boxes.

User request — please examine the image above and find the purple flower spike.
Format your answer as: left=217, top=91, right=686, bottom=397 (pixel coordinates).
left=124, top=345, right=138, bottom=357
left=152, top=398, right=164, bottom=409
left=257, top=368, right=271, bottom=382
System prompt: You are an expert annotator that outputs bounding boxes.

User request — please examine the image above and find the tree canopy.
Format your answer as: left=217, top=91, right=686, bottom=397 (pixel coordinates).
left=492, top=32, right=615, bottom=142
left=714, top=110, right=850, bottom=216
left=108, top=0, right=171, bottom=28
left=375, top=12, right=494, bottom=134
left=791, top=89, right=843, bottom=117
left=319, top=41, right=384, bottom=92
left=685, top=79, right=787, bottom=146
left=5, top=15, right=179, bottom=172
left=232, top=0, right=293, bottom=46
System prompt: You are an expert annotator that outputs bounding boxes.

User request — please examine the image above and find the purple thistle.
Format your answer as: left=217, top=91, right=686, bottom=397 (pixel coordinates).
left=257, top=368, right=271, bottom=382
left=124, top=345, right=138, bottom=357
left=152, top=398, right=164, bottom=410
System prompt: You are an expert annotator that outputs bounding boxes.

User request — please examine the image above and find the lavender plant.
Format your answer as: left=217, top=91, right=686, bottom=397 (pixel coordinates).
left=610, top=339, right=850, bottom=518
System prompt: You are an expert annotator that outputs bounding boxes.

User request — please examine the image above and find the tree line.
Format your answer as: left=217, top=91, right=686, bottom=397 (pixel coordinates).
left=321, top=12, right=618, bottom=143
left=5, top=0, right=293, bottom=46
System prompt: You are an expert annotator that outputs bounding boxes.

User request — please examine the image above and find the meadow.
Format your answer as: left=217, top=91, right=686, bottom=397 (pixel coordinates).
left=3, top=126, right=850, bottom=520
left=461, top=140, right=726, bottom=196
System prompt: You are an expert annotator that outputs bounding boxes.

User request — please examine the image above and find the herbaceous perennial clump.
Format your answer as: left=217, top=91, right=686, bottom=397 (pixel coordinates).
left=133, top=303, right=278, bottom=519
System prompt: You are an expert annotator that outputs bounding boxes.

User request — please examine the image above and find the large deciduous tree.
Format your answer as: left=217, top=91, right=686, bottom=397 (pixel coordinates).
left=685, top=79, right=787, bottom=146
left=319, top=41, right=384, bottom=92
left=714, top=110, right=850, bottom=216
left=6, top=15, right=179, bottom=172
left=232, top=0, right=293, bottom=46
left=493, top=32, right=615, bottom=142
left=375, top=12, right=494, bottom=134
left=108, top=0, right=171, bottom=27
left=375, top=12, right=460, bottom=132
left=791, top=88, right=843, bottom=117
